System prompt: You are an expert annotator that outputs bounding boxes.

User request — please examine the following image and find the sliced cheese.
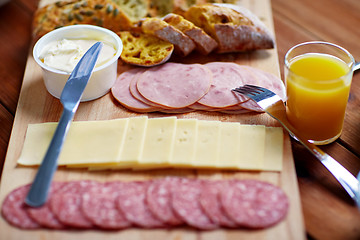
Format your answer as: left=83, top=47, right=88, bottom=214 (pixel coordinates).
left=135, top=117, right=177, bottom=169
left=191, top=120, right=221, bottom=168
left=170, top=118, right=198, bottom=166
left=237, top=124, right=266, bottom=170
left=17, top=118, right=129, bottom=166
left=218, top=122, right=241, bottom=169
left=263, top=127, right=284, bottom=171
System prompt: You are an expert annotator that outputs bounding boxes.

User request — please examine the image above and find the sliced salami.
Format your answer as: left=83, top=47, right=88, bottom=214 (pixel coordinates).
left=171, top=179, right=218, bottom=230
left=26, top=182, right=65, bottom=229
left=1, top=184, right=40, bottom=229
left=220, top=179, right=289, bottom=229
left=146, top=177, right=184, bottom=226
left=136, top=62, right=212, bottom=108
left=81, top=181, right=132, bottom=229
left=199, top=180, right=237, bottom=228
left=49, top=180, right=99, bottom=228
left=197, top=62, right=249, bottom=108
left=111, top=69, right=159, bottom=112
left=116, top=181, right=166, bottom=228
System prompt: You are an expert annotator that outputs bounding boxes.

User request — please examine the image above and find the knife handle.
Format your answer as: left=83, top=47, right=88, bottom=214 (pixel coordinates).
left=25, top=108, right=74, bottom=207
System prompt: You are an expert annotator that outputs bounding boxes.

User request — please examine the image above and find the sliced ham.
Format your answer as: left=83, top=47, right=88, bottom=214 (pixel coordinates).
left=136, top=62, right=212, bottom=108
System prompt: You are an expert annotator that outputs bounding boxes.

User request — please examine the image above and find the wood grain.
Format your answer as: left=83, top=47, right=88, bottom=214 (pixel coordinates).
left=0, top=0, right=306, bottom=239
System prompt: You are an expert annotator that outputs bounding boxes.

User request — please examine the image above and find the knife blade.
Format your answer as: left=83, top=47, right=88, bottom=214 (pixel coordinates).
left=25, top=42, right=103, bottom=207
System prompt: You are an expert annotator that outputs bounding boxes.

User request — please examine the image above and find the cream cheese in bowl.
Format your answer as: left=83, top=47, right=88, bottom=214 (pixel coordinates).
left=33, top=25, right=123, bottom=101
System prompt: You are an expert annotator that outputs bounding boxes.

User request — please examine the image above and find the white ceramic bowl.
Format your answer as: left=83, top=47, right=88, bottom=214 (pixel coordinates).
left=33, top=25, right=123, bottom=101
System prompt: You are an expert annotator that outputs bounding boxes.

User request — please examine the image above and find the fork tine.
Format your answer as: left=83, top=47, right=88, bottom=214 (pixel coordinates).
left=232, top=84, right=265, bottom=97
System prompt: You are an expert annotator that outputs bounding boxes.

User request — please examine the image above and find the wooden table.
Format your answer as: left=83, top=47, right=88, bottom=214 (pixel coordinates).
left=0, top=0, right=360, bottom=239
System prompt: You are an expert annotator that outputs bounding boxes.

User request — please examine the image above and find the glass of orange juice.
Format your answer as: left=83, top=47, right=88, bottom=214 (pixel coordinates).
left=285, top=41, right=355, bottom=145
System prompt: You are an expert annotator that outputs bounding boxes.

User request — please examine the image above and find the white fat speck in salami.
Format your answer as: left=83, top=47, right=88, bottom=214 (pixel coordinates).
left=146, top=177, right=184, bottom=226
left=199, top=180, right=237, bottom=228
left=197, top=62, right=248, bottom=108
left=26, top=182, right=66, bottom=229
left=171, top=179, right=218, bottom=230
left=81, top=181, right=132, bottom=229
left=49, top=180, right=99, bottom=228
left=136, top=62, right=212, bottom=108
left=111, top=69, right=160, bottom=112
left=1, top=184, right=40, bottom=229
left=220, top=179, right=289, bottom=229
left=116, top=181, right=166, bottom=228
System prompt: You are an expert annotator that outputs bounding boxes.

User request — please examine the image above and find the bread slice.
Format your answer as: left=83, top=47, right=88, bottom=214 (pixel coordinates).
left=32, top=0, right=133, bottom=39
left=111, top=0, right=150, bottom=22
left=163, top=13, right=218, bottom=55
left=139, top=17, right=196, bottom=56
left=184, top=3, right=275, bottom=53
left=118, top=31, right=174, bottom=66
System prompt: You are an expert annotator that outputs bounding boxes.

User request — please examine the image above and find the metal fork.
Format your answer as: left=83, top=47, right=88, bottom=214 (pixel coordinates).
left=232, top=84, right=359, bottom=201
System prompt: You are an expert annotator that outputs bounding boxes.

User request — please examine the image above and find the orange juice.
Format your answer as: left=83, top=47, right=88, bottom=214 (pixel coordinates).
left=286, top=53, right=352, bottom=144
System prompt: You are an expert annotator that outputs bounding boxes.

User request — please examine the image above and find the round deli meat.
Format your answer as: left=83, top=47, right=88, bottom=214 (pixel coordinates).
left=111, top=69, right=160, bottom=112
left=1, top=184, right=40, bottom=229
left=171, top=178, right=218, bottom=230
left=146, top=177, right=184, bottom=226
left=197, top=62, right=249, bottom=108
left=199, top=180, right=237, bottom=228
left=81, top=181, right=132, bottom=229
left=49, top=180, right=99, bottom=229
left=220, top=179, right=289, bottom=229
left=136, top=62, right=212, bottom=108
left=116, top=181, right=166, bottom=228
left=26, top=182, right=66, bottom=229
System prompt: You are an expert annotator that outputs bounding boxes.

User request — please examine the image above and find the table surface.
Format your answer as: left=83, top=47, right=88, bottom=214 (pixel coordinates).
left=0, top=0, right=360, bottom=239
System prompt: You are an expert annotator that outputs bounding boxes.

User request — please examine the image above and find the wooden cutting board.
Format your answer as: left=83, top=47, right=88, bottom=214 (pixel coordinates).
left=0, top=0, right=306, bottom=239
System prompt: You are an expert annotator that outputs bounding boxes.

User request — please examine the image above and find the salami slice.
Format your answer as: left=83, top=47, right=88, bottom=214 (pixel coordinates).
left=111, top=69, right=159, bottom=112
left=81, top=181, right=131, bottom=229
left=116, top=181, right=166, bottom=228
left=1, top=184, right=40, bottom=229
left=199, top=180, right=237, bottom=228
left=146, top=177, right=184, bottom=226
left=26, top=182, right=65, bottom=229
left=220, top=179, right=289, bottom=229
left=171, top=179, right=218, bottom=230
left=197, top=62, right=249, bottom=108
left=136, top=62, right=212, bottom=108
left=49, top=180, right=98, bottom=228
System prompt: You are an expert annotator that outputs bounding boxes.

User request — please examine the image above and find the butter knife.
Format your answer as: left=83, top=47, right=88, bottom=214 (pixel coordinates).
left=25, top=42, right=103, bottom=207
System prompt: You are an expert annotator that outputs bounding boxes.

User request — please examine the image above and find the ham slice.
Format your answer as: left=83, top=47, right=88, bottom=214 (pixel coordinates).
left=136, top=63, right=212, bottom=108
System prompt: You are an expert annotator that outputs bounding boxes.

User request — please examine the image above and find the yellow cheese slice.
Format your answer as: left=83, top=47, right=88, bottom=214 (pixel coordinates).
left=263, top=127, right=284, bottom=171
left=237, top=124, right=266, bottom=170
left=134, top=117, right=177, bottom=169
left=217, top=122, right=241, bottom=169
left=17, top=118, right=129, bottom=166
left=191, top=120, right=221, bottom=168
left=170, top=118, right=198, bottom=167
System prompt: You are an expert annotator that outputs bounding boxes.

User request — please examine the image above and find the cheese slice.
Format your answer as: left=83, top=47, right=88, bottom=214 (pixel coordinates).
left=135, top=117, right=177, bottom=169
left=191, top=120, right=221, bottom=168
left=217, top=122, right=241, bottom=169
left=170, top=118, right=198, bottom=166
left=237, top=124, right=266, bottom=170
left=263, top=127, right=284, bottom=171
left=17, top=118, right=129, bottom=166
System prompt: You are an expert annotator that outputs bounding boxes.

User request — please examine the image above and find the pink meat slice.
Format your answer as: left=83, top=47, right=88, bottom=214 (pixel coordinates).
left=199, top=180, right=237, bottom=228
left=111, top=69, right=160, bottom=112
left=197, top=62, right=249, bottom=108
left=171, top=179, right=218, bottom=230
left=49, top=180, right=99, bottom=229
left=81, top=181, right=132, bottom=229
left=116, top=181, right=166, bottom=228
left=136, top=62, right=212, bottom=108
left=146, top=177, right=184, bottom=226
left=26, top=182, right=66, bottom=229
left=220, top=179, right=289, bottom=229
left=1, top=184, right=40, bottom=229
